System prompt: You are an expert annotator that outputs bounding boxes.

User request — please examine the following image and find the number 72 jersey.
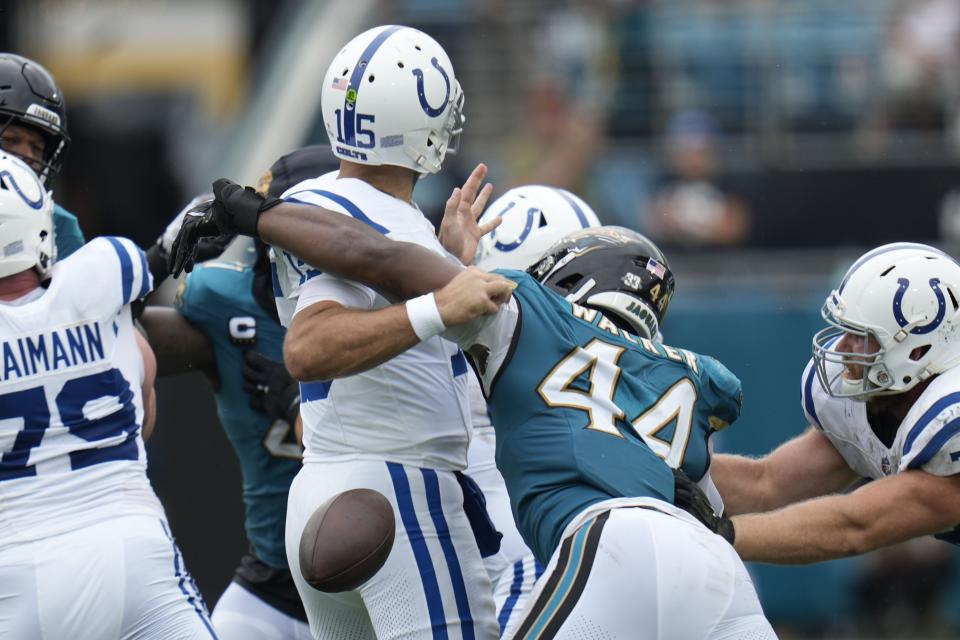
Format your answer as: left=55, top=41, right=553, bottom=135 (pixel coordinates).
left=448, top=270, right=743, bottom=564
left=0, top=237, right=163, bottom=548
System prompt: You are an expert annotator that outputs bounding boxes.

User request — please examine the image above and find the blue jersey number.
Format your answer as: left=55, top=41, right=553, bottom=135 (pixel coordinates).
left=333, top=109, right=376, bottom=148
left=0, top=368, right=139, bottom=481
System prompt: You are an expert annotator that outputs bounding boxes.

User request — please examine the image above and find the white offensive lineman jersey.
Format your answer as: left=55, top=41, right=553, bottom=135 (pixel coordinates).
left=0, top=237, right=162, bottom=549
left=802, top=357, right=960, bottom=479
left=272, top=172, right=472, bottom=470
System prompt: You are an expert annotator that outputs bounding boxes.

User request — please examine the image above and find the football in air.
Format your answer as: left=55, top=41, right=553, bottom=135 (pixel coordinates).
left=298, top=488, right=396, bottom=592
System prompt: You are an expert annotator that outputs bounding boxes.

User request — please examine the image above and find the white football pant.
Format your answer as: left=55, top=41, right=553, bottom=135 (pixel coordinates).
left=212, top=581, right=311, bottom=640
left=507, top=500, right=777, bottom=640
left=285, top=460, right=498, bottom=640
left=0, top=514, right=215, bottom=639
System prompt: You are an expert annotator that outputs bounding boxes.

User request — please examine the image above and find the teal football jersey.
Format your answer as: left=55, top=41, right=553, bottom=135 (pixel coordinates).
left=485, top=271, right=742, bottom=564
left=53, top=203, right=85, bottom=259
left=176, top=261, right=300, bottom=570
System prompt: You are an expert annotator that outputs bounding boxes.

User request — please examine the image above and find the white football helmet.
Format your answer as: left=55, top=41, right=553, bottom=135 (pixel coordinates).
left=813, top=243, right=960, bottom=398
left=321, top=25, right=464, bottom=174
left=474, top=185, right=601, bottom=270
left=0, top=153, right=54, bottom=279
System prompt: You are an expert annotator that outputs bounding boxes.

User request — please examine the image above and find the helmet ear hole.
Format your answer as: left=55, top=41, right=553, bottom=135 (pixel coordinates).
left=910, top=345, right=932, bottom=361
left=555, top=274, right=582, bottom=291
left=948, top=287, right=959, bottom=312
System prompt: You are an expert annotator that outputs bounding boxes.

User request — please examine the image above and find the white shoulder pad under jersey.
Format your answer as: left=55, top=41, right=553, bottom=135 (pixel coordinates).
left=801, top=357, right=960, bottom=478
left=801, top=357, right=896, bottom=478
left=897, top=366, right=960, bottom=476
left=0, top=237, right=160, bottom=548
left=268, top=173, right=473, bottom=470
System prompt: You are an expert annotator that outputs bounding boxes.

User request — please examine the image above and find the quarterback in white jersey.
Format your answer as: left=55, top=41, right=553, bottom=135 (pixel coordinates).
left=0, top=155, right=215, bottom=638
left=271, top=25, right=500, bottom=640
left=712, top=243, right=960, bottom=564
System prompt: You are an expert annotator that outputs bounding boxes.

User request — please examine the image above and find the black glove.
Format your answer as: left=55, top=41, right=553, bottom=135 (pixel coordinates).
left=169, top=179, right=282, bottom=277
left=672, top=468, right=735, bottom=545
left=242, top=350, right=300, bottom=426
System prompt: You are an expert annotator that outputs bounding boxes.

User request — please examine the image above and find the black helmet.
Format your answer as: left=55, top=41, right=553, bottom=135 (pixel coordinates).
left=0, top=54, right=69, bottom=181
left=261, top=144, right=339, bottom=198
left=528, top=226, right=675, bottom=339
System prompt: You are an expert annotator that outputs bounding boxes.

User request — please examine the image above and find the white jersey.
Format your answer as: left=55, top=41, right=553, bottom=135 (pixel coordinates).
left=801, top=357, right=960, bottom=478
left=0, top=237, right=162, bottom=549
left=272, top=172, right=472, bottom=470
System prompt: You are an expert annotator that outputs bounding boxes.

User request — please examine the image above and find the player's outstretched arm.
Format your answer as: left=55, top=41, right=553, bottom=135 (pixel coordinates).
left=712, top=427, right=859, bottom=515
left=733, top=469, right=960, bottom=564
left=258, top=202, right=462, bottom=300
left=284, top=267, right=514, bottom=381
left=138, top=307, right=216, bottom=379
left=169, top=178, right=465, bottom=300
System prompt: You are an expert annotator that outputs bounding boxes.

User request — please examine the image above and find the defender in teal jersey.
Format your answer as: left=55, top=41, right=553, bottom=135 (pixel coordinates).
left=438, top=228, right=774, bottom=638
left=474, top=269, right=739, bottom=564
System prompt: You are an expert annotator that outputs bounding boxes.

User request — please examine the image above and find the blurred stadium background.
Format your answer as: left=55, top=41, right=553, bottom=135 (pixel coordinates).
left=6, top=0, right=960, bottom=637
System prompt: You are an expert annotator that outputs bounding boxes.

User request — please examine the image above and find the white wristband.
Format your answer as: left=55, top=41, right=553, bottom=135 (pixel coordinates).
left=405, top=293, right=446, bottom=341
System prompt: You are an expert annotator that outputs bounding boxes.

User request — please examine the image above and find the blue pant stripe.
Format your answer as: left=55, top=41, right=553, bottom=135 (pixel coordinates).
left=498, top=559, right=525, bottom=636
left=387, top=462, right=448, bottom=640
left=160, top=520, right=217, bottom=638
left=422, top=468, right=475, bottom=640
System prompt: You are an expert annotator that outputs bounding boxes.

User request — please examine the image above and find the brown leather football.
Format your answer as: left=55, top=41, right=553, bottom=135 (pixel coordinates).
left=298, top=488, right=396, bottom=593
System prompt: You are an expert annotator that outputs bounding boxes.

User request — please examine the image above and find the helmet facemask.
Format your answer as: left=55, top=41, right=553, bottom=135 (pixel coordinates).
left=0, top=115, right=68, bottom=183
left=813, top=295, right=892, bottom=399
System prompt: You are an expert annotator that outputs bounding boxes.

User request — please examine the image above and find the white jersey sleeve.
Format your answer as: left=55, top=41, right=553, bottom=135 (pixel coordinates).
left=898, top=368, right=960, bottom=476
left=70, top=237, right=153, bottom=313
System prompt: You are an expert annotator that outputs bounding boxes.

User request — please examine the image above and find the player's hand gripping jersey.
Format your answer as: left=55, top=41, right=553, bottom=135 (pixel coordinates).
left=0, top=237, right=160, bottom=546
left=446, top=271, right=743, bottom=563
left=271, top=171, right=472, bottom=470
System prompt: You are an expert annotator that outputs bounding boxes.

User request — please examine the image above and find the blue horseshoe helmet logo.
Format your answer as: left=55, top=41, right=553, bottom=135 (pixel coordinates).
left=0, top=169, right=44, bottom=210
left=494, top=205, right=541, bottom=252
left=893, top=277, right=946, bottom=335
left=413, top=57, right=451, bottom=117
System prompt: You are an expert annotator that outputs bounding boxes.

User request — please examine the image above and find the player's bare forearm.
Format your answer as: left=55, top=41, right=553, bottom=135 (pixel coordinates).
left=284, top=301, right=421, bottom=381
left=138, top=307, right=216, bottom=378
left=258, top=203, right=462, bottom=301
left=733, top=469, right=960, bottom=564
left=714, top=428, right=858, bottom=515
left=710, top=454, right=770, bottom=515
left=285, top=270, right=513, bottom=381
left=135, top=330, right=158, bottom=440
